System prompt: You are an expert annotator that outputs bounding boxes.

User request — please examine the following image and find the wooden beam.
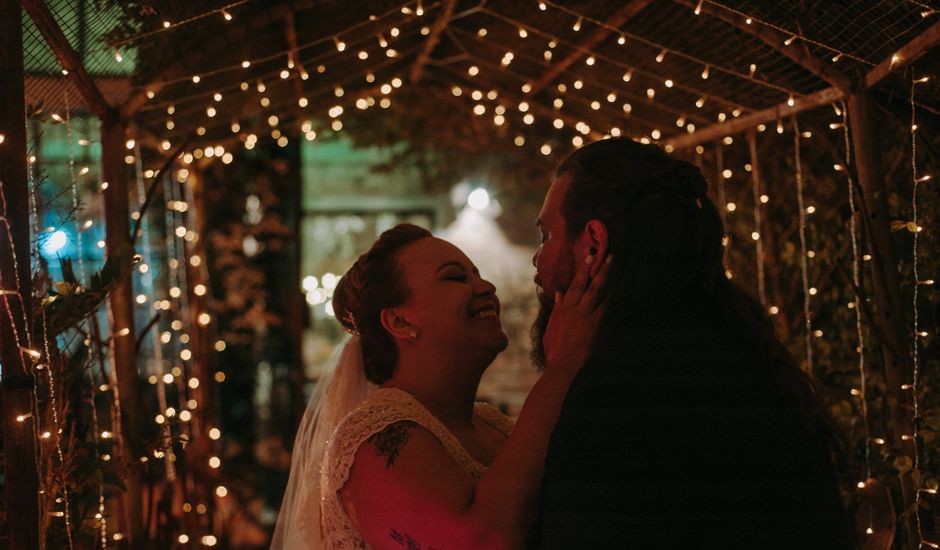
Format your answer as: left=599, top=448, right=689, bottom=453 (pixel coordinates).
left=664, top=86, right=844, bottom=149
left=864, top=19, right=940, bottom=90
left=0, top=0, right=41, bottom=546
left=100, top=114, right=145, bottom=544
left=410, top=0, right=457, bottom=84
left=671, top=0, right=853, bottom=93
left=665, top=16, right=940, bottom=150
left=527, top=0, right=654, bottom=95
left=846, top=92, right=918, bottom=548
left=21, top=0, right=112, bottom=119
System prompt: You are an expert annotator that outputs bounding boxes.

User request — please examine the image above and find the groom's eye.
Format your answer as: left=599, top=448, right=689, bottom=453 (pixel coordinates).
left=445, top=274, right=468, bottom=282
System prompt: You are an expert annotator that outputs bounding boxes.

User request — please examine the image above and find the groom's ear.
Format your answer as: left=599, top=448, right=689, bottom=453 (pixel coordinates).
left=380, top=308, right=416, bottom=341
left=580, top=220, right=609, bottom=277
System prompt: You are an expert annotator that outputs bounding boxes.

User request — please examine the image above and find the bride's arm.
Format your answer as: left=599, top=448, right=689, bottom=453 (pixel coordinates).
left=341, top=254, right=611, bottom=549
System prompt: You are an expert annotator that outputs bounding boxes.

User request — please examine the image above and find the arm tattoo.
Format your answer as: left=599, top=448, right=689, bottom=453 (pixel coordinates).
left=389, top=528, right=438, bottom=550
left=369, top=421, right=417, bottom=469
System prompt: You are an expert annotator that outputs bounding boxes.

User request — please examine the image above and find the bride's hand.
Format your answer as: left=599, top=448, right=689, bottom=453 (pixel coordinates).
left=542, top=252, right=612, bottom=379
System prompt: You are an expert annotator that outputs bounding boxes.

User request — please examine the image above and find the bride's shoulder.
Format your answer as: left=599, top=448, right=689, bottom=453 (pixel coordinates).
left=332, top=388, right=425, bottom=436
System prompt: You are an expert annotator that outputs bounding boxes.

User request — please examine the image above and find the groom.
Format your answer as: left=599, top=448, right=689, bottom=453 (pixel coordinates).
left=530, top=138, right=853, bottom=549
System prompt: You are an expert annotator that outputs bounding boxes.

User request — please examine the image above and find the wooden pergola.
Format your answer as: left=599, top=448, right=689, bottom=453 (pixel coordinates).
left=2, top=0, right=938, bottom=547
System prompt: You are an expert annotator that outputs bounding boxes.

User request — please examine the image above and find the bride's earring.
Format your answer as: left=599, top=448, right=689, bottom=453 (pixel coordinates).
left=408, top=329, right=419, bottom=341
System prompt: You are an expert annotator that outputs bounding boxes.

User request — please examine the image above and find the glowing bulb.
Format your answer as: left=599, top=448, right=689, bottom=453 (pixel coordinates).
left=467, top=189, right=490, bottom=210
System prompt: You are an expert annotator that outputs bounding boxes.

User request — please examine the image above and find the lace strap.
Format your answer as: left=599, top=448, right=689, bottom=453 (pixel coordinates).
left=323, top=389, right=485, bottom=499
left=474, top=402, right=514, bottom=436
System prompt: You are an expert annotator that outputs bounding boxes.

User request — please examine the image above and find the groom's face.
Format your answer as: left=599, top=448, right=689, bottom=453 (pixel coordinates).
left=531, top=175, right=578, bottom=369
left=533, top=175, right=577, bottom=304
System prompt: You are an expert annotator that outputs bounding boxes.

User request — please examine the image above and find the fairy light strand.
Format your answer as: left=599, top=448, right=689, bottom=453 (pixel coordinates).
left=28, top=117, right=75, bottom=549
left=793, top=116, right=813, bottom=372
left=0, top=179, right=46, bottom=541
left=139, top=34, right=423, bottom=121
left=153, top=45, right=421, bottom=146
left=715, top=142, right=729, bottom=273
left=108, top=0, right=255, bottom=48
left=747, top=131, right=767, bottom=306
left=479, top=7, right=765, bottom=111
left=697, top=0, right=875, bottom=66
left=129, top=0, right=437, bottom=94
left=910, top=73, right=926, bottom=548
left=449, top=25, right=711, bottom=126
left=439, top=44, right=679, bottom=139
left=532, top=1, right=800, bottom=97
left=840, top=100, right=872, bottom=481
left=64, top=92, right=85, bottom=281
left=133, top=145, right=177, bottom=481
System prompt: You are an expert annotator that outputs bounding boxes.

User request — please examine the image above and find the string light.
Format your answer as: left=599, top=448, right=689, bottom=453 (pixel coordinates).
left=910, top=74, right=928, bottom=548
left=747, top=131, right=767, bottom=306
left=793, top=117, right=813, bottom=372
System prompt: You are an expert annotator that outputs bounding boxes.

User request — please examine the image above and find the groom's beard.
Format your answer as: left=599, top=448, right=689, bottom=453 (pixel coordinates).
left=530, top=256, right=575, bottom=372
left=530, top=298, right=553, bottom=371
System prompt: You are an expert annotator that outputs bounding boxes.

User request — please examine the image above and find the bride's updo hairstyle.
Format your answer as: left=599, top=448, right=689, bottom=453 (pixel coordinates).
left=333, top=223, right=433, bottom=384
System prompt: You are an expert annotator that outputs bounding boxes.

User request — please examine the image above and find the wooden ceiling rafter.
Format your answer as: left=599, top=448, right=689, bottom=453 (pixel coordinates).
left=669, top=0, right=854, bottom=94
left=663, top=86, right=844, bottom=148
left=665, top=18, right=940, bottom=149
left=22, top=0, right=112, bottom=119
left=526, top=0, right=655, bottom=95
left=864, top=19, right=940, bottom=89
left=410, top=0, right=457, bottom=84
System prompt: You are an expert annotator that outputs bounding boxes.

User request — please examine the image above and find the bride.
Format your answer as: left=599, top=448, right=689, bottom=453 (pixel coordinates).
left=271, top=223, right=609, bottom=549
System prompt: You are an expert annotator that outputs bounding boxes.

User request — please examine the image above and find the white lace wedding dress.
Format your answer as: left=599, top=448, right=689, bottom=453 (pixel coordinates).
left=320, top=387, right=514, bottom=549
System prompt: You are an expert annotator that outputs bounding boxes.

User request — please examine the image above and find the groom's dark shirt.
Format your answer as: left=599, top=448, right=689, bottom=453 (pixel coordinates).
left=535, top=294, right=854, bottom=549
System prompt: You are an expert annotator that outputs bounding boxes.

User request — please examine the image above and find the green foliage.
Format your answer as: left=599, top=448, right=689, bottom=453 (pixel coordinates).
left=36, top=244, right=137, bottom=340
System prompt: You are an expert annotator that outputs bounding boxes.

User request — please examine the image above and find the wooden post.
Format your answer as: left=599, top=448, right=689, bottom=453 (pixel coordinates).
left=847, top=92, right=918, bottom=547
left=100, top=113, right=145, bottom=543
left=0, top=1, right=41, bottom=547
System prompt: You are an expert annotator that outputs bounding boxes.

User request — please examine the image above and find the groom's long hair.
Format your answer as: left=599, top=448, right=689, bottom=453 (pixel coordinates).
left=552, top=138, right=844, bottom=459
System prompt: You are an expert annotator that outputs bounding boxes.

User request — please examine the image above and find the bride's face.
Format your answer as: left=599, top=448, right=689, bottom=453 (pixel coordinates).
left=394, top=237, right=508, bottom=359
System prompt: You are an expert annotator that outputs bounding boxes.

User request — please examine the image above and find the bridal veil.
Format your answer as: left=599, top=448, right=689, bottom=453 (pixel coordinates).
left=270, top=335, right=376, bottom=549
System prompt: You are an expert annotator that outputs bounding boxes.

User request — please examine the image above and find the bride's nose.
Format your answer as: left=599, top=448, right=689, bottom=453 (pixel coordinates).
left=474, top=276, right=497, bottom=297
